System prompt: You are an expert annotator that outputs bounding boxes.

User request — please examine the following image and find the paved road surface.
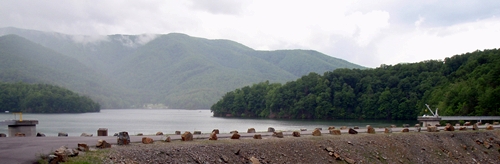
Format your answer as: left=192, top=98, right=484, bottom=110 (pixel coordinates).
left=0, top=125, right=497, bottom=164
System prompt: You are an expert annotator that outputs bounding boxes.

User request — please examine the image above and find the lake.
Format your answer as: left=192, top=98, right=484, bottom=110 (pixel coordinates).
left=0, top=109, right=417, bottom=136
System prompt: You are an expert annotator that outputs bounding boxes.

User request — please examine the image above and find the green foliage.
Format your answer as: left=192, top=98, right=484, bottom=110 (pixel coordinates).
left=212, top=49, right=500, bottom=119
left=0, top=82, right=100, bottom=113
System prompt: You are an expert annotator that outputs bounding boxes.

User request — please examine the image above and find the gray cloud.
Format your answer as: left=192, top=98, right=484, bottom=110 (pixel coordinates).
left=0, top=1, right=499, bottom=68
left=188, top=0, right=250, bottom=15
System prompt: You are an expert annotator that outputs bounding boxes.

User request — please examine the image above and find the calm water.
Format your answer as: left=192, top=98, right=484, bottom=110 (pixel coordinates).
left=0, top=109, right=417, bottom=136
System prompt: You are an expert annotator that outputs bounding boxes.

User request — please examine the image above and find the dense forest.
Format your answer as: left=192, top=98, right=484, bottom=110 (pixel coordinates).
left=0, top=82, right=100, bottom=113
left=211, top=49, right=500, bottom=120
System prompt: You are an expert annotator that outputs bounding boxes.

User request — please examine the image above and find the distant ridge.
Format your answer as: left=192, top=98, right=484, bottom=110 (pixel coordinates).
left=0, top=27, right=365, bottom=109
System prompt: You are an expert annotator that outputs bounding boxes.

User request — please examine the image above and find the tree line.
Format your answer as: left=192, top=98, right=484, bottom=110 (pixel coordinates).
left=0, top=82, right=100, bottom=113
left=211, top=49, right=500, bottom=120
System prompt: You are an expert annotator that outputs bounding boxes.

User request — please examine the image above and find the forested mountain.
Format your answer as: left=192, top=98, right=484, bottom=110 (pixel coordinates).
left=211, top=49, right=500, bottom=119
left=0, top=35, right=140, bottom=108
left=0, top=82, right=100, bottom=113
left=0, top=27, right=365, bottom=109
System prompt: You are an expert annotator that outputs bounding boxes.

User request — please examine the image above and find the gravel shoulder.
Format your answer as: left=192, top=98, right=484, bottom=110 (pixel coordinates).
left=102, top=130, right=500, bottom=164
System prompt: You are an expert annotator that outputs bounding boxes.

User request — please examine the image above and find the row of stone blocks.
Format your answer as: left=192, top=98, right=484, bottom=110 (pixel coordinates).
left=134, top=122, right=498, bottom=135
left=102, top=123, right=499, bottom=148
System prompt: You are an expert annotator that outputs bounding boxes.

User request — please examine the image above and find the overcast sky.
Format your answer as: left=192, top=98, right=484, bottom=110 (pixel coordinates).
left=1, top=0, right=499, bottom=67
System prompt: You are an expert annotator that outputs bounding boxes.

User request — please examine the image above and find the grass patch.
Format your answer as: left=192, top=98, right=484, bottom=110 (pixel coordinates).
left=60, top=149, right=110, bottom=164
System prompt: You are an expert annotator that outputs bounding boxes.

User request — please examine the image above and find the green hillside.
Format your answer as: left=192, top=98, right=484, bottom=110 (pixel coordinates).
left=0, top=35, right=138, bottom=108
left=0, top=27, right=366, bottom=109
left=211, top=49, right=500, bottom=119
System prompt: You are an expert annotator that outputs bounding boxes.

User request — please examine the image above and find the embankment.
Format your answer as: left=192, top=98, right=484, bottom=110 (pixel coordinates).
left=104, top=130, right=500, bottom=163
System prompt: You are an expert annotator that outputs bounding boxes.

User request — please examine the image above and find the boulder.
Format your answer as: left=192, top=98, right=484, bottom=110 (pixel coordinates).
left=247, top=128, right=256, bottom=133
left=401, top=128, right=409, bottom=132
left=416, top=127, right=421, bottom=132
left=58, top=132, right=68, bottom=137
left=209, top=132, right=218, bottom=140
left=328, top=126, right=335, bottom=130
left=292, top=131, right=300, bottom=137
left=0, top=133, right=6, bottom=137
left=390, top=125, right=397, bottom=128
left=113, top=133, right=118, bottom=136
left=165, top=136, right=171, bottom=142
left=117, top=131, right=130, bottom=145
left=329, top=129, right=341, bottom=135
left=156, top=132, right=163, bottom=135
left=15, top=132, right=25, bottom=137
left=477, top=122, right=482, bottom=126
left=142, top=137, right=154, bottom=144
left=403, top=124, right=410, bottom=128
left=316, top=127, right=323, bottom=130
left=340, top=126, right=348, bottom=130
left=427, top=126, right=438, bottom=132
left=54, top=146, right=79, bottom=162
left=175, top=131, right=181, bottom=135
left=472, top=123, right=479, bottom=130
left=366, top=125, right=375, bottom=134
left=493, top=122, right=499, bottom=125
left=384, top=128, right=392, bottom=133
left=464, top=122, right=471, bottom=126
left=348, top=128, right=358, bottom=134
left=267, top=127, right=275, bottom=132
left=444, top=124, right=455, bottom=131
left=459, top=126, right=467, bottom=131
left=48, top=154, right=64, bottom=164
left=181, top=131, right=193, bottom=141
left=486, top=125, right=494, bottom=130
left=36, top=132, right=45, bottom=137
left=273, top=131, right=283, bottom=138
left=137, top=133, right=143, bottom=136
left=312, top=129, right=322, bottom=136
left=300, top=128, right=307, bottom=131
left=230, top=130, right=239, bottom=134
left=212, top=129, right=219, bottom=134
left=253, top=134, right=262, bottom=139
left=77, top=143, right=89, bottom=152
left=80, top=133, right=93, bottom=137
left=194, top=131, right=202, bottom=135
left=455, top=123, right=460, bottom=127
left=415, top=124, right=421, bottom=127
left=96, top=140, right=111, bottom=149
left=353, top=126, right=359, bottom=129
left=231, top=132, right=241, bottom=139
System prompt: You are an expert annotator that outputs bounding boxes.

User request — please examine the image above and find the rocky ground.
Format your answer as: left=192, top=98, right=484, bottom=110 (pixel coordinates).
left=100, top=130, right=500, bottom=164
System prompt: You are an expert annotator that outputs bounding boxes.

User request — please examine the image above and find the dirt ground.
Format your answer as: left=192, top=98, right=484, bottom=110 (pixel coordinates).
left=103, top=130, right=500, bottom=163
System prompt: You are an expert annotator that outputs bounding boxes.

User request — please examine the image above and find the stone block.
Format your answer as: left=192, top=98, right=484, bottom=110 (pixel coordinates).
left=329, top=129, right=341, bottom=135
left=312, top=129, right=321, bottom=136
left=142, top=137, right=154, bottom=144
left=181, top=131, right=193, bottom=141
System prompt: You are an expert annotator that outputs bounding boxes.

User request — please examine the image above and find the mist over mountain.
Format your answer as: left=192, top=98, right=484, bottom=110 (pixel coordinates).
left=0, top=27, right=365, bottom=109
